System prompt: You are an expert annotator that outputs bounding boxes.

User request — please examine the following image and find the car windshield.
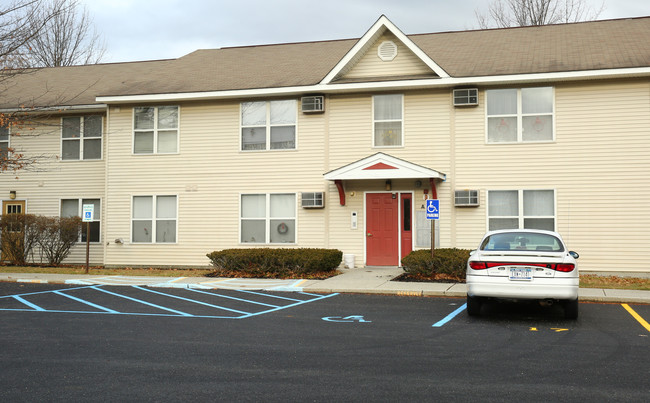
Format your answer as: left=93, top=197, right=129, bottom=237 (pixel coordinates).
left=480, top=232, right=565, bottom=252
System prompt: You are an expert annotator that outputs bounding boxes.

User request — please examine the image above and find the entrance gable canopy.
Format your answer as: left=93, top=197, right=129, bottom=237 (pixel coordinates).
left=324, top=152, right=446, bottom=181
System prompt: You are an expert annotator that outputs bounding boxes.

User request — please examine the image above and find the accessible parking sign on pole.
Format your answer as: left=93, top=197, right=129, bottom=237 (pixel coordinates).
left=426, top=199, right=439, bottom=220
left=82, top=204, right=94, bottom=273
left=426, top=199, right=439, bottom=257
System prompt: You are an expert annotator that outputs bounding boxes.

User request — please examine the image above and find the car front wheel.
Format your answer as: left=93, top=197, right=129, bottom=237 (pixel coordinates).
left=467, top=295, right=482, bottom=316
left=563, top=298, right=579, bottom=320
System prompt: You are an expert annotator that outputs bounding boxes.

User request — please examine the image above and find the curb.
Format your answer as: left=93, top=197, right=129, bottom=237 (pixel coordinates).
left=1, top=276, right=648, bottom=305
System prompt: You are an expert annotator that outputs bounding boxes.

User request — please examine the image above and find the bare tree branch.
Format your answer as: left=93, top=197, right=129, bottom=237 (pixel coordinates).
left=476, top=0, right=605, bottom=29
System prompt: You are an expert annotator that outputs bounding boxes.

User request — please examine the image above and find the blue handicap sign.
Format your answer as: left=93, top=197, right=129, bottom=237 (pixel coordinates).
left=426, top=199, right=439, bottom=220
left=85, top=212, right=92, bottom=219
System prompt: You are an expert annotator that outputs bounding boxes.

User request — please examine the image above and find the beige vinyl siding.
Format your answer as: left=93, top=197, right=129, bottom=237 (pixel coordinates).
left=0, top=115, right=106, bottom=264
left=343, top=32, right=433, bottom=80
left=103, top=101, right=331, bottom=267
left=452, top=80, right=650, bottom=272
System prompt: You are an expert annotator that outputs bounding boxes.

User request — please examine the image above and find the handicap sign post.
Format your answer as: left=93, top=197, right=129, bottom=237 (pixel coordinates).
left=82, top=204, right=94, bottom=273
left=426, top=199, right=439, bottom=256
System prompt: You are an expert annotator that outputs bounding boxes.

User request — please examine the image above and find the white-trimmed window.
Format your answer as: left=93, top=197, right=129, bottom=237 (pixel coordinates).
left=486, top=87, right=554, bottom=143
left=133, top=106, right=179, bottom=154
left=240, top=193, right=296, bottom=243
left=241, top=100, right=296, bottom=151
left=0, top=124, right=9, bottom=161
left=132, top=195, right=177, bottom=243
left=61, top=198, right=101, bottom=242
left=373, top=94, right=403, bottom=147
left=488, top=190, right=555, bottom=231
left=61, top=116, right=102, bottom=160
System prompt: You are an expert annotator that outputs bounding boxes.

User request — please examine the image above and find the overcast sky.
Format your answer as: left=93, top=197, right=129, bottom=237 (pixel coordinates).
left=79, top=0, right=649, bottom=64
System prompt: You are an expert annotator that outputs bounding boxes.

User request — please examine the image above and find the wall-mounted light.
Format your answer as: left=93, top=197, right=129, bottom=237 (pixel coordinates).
left=385, top=180, right=392, bottom=191
left=9, top=190, right=16, bottom=200
left=114, top=238, right=124, bottom=244
left=415, top=180, right=422, bottom=188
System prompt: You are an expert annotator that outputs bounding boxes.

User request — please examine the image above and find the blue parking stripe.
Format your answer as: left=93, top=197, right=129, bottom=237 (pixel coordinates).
left=92, top=286, right=193, bottom=317
left=189, top=288, right=280, bottom=308
left=53, top=290, right=118, bottom=313
left=243, top=293, right=339, bottom=318
left=134, top=286, right=253, bottom=315
left=237, top=290, right=302, bottom=302
left=432, top=303, right=467, bottom=327
left=13, top=295, right=45, bottom=311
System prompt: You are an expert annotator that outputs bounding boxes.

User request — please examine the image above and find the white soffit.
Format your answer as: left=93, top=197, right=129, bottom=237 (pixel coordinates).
left=320, top=15, right=450, bottom=84
left=324, top=152, right=446, bottom=181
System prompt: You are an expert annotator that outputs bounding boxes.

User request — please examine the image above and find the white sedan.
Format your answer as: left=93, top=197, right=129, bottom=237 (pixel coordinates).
left=466, top=229, right=580, bottom=319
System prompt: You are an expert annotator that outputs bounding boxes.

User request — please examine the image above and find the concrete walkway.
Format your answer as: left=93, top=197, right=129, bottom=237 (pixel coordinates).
left=1, top=267, right=649, bottom=304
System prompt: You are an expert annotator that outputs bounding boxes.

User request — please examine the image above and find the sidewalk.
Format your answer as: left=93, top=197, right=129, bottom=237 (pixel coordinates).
left=1, top=267, right=649, bottom=304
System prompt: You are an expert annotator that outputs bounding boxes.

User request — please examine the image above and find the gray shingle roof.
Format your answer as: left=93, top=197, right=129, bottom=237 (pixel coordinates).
left=1, top=16, right=648, bottom=109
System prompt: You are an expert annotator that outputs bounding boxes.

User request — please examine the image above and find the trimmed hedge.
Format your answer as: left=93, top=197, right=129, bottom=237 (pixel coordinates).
left=401, top=248, right=471, bottom=279
left=206, top=248, right=343, bottom=277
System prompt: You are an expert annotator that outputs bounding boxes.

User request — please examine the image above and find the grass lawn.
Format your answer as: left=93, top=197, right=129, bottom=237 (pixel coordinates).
left=0, top=266, right=214, bottom=277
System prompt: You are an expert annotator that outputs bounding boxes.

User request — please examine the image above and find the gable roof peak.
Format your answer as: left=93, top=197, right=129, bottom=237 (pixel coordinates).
left=320, top=14, right=450, bottom=84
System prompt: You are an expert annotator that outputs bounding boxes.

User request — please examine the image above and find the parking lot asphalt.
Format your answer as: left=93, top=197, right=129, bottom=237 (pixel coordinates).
left=1, top=282, right=648, bottom=402
left=1, top=266, right=649, bottom=304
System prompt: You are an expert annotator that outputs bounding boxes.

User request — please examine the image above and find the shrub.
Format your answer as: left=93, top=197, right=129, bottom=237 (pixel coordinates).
left=401, top=248, right=471, bottom=279
left=0, top=214, right=42, bottom=265
left=37, top=216, right=82, bottom=266
left=206, top=248, right=343, bottom=277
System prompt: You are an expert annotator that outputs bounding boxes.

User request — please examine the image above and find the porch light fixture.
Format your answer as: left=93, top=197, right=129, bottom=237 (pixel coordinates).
left=9, top=190, right=16, bottom=199
left=385, top=180, right=392, bottom=191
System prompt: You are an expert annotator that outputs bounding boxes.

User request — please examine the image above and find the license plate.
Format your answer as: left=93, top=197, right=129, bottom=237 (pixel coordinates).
left=509, top=267, right=533, bottom=281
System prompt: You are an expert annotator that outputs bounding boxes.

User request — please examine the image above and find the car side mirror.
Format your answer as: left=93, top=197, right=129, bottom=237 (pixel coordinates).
left=569, top=251, right=579, bottom=259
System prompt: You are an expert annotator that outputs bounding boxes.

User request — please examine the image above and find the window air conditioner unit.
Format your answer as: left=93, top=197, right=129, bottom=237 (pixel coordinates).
left=301, top=192, right=325, bottom=208
left=453, top=88, right=479, bottom=106
left=454, top=190, right=480, bottom=207
left=301, top=96, right=325, bottom=113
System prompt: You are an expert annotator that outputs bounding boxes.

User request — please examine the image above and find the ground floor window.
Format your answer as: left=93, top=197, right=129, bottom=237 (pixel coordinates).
left=241, top=193, right=296, bottom=244
left=61, top=198, right=101, bottom=242
left=132, top=195, right=177, bottom=243
left=488, top=189, right=555, bottom=231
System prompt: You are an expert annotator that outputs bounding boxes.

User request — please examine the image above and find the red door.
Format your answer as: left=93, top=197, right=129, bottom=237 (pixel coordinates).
left=366, top=193, right=399, bottom=266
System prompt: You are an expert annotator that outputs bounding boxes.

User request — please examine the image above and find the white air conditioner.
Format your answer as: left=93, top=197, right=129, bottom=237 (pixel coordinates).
left=453, top=88, right=479, bottom=106
left=454, top=190, right=480, bottom=207
left=301, top=96, right=325, bottom=113
left=301, top=192, right=325, bottom=208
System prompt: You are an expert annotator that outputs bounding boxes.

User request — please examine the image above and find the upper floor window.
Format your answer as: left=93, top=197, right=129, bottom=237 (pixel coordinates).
left=373, top=94, right=403, bottom=147
left=486, top=87, right=554, bottom=143
left=488, top=189, right=555, bottom=232
left=241, top=100, right=296, bottom=151
left=61, top=198, right=101, bottom=242
left=62, top=116, right=102, bottom=160
left=134, top=106, right=179, bottom=154
left=0, top=124, right=9, bottom=161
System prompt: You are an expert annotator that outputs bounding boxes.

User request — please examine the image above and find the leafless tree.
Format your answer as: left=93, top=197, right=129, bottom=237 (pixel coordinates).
left=476, top=0, right=605, bottom=29
left=24, top=0, right=105, bottom=67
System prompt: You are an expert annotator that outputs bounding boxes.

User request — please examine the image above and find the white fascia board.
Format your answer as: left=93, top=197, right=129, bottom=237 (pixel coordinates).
left=0, top=104, right=107, bottom=113
left=95, top=67, right=650, bottom=104
left=319, top=15, right=449, bottom=85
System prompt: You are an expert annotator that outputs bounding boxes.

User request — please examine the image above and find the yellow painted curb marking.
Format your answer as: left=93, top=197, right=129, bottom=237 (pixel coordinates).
left=170, top=277, right=187, bottom=283
left=622, top=304, right=650, bottom=332
left=294, top=280, right=307, bottom=287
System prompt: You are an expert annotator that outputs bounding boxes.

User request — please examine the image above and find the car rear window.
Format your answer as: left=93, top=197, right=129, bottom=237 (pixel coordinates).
left=480, top=232, right=565, bottom=252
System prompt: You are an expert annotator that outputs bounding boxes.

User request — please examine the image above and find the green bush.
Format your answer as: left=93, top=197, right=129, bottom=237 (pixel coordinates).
left=206, top=248, right=343, bottom=277
left=401, top=248, right=471, bottom=279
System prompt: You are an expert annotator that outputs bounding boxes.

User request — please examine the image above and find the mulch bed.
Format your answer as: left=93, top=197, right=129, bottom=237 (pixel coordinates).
left=393, top=273, right=465, bottom=283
